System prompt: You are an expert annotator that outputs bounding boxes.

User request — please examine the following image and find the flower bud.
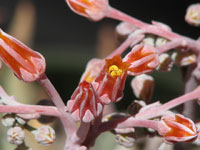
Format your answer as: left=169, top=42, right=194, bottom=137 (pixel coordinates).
left=172, top=51, right=197, bottom=66
left=0, top=29, right=46, bottom=82
left=2, top=113, right=15, bottom=127
left=7, top=126, right=25, bottom=145
left=32, top=126, right=56, bottom=146
left=155, top=37, right=168, bottom=47
left=123, top=44, right=159, bottom=76
left=157, top=53, right=173, bottom=72
left=116, top=22, right=137, bottom=36
left=115, top=133, right=135, bottom=147
left=142, top=34, right=156, bottom=46
left=127, top=100, right=146, bottom=116
left=131, top=74, right=154, bottom=103
left=15, top=116, right=26, bottom=125
left=158, top=114, right=198, bottom=144
left=67, top=81, right=103, bottom=122
left=65, top=0, right=109, bottom=21
left=185, top=3, right=200, bottom=27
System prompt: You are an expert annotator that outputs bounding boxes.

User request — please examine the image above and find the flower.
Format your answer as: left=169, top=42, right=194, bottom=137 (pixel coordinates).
left=185, top=3, right=200, bottom=27
left=67, top=81, right=103, bottom=122
left=123, top=44, right=159, bottom=76
left=80, top=58, right=104, bottom=83
left=158, top=114, right=198, bottom=144
left=2, top=113, right=15, bottom=127
left=0, top=29, right=46, bottom=82
left=7, top=126, right=25, bottom=145
left=95, top=55, right=129, bottom=104
left=131, top=74, right=154, bottom=103
left=32, top=126, right=56, bottom=146
left=65, top=0, right=109, bottom=21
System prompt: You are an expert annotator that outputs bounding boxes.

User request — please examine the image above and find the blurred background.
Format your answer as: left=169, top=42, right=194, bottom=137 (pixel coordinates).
left=0, top=0, right=199, bottom=149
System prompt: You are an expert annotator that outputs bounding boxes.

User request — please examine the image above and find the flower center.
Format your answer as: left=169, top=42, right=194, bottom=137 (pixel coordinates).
left=108, top=65, right=123, bottom=77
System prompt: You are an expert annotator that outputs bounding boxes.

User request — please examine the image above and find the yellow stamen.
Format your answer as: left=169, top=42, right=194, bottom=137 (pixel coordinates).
left=108, top=65, right=123, bottom=77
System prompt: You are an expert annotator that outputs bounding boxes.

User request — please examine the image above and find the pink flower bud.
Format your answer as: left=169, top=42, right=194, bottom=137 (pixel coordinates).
left=32, top=126, right=56, bottom=146
left=116, top=22, right=137, bottom=36
left=7, top=126, right=25, bottom=145
left=65, top=0, right=109, bottom=21
left=95, top=55, right=129, bottom=104
left=123, top=44, right=159, bottom=76
left=185, top=4, right=200, bottom=27
left=0, top=29, right=46, bottom=82
left=67, top=81, right=103, bottom=122
left=131, top=74, right=154, bottom=103
left=158, top=114, right=198, bottom=144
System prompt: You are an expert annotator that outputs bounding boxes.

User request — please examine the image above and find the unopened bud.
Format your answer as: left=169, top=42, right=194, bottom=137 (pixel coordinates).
left=157, top=53, right=173, bottom=72
left=142, top=34, right=156, bottom=46
left=127, top=100, right=146, bottom=115
left=2, top=114, right=15, bottom=127
left=116, top=22, right=137, bottom=36
left=155, top=37, right=168, bottom=47
left=7, top=126, right=25, bottom=145
left=115, top=133, right=135, bottom=147
left=32, top=126, right=56, bottom=146
left=15, top=116, right=26, bottom=125
left=158, top=114, right=198, bottom=144
left=185, top=3, right=200, bottom=27
left=172, top=51, right=197, bottom=66
left=131, top=74, right=154, bottom=103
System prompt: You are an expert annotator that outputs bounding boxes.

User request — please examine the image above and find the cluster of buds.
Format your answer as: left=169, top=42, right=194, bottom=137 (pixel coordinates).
left=172, top=50, right=197, bottom=67
left=67, top=43, right=160, bottom=122
left=2, top=114, right=26, bottom=127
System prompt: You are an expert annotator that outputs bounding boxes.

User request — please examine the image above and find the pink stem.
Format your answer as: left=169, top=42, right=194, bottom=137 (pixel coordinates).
left=136, top=87, right=200, bottom=119
left=157, top=39, right=185, bottom=55
left=100, top=118, right=159, bottom=133
left=0, top=105, right=60, bottom=117
left=38, top=74, right=76, bottom=135
left=106, top=7, right=180, bottom=40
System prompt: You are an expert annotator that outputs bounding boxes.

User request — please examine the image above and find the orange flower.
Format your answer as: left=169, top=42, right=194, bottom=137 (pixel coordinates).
left=0, top=29, right=46, bottom=82
left=123, top=44, right=159, bottom=76
left=95, top=55, right=129, bottom=104
left=65, top=0, right=109, bottom=21
left=67, top=81, right=103, bottom=122
left=158, top=114, right=198, bottom=144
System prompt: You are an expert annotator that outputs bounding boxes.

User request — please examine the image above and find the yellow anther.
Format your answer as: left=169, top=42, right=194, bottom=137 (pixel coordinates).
left=108, top=65, right=123, bottom=77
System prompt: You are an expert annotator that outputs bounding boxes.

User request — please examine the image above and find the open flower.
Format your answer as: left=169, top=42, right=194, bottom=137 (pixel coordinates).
left=123, top=44, right=159, bottom=76
left=67, top=81, right=103, bottom=122
left=65, top=0, right=109, bottom=21
left=158, top=114, right=198, bottom=144
left=95, top=55, right=129, bottom=104
left=0, top=29, right=46, bottom=82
